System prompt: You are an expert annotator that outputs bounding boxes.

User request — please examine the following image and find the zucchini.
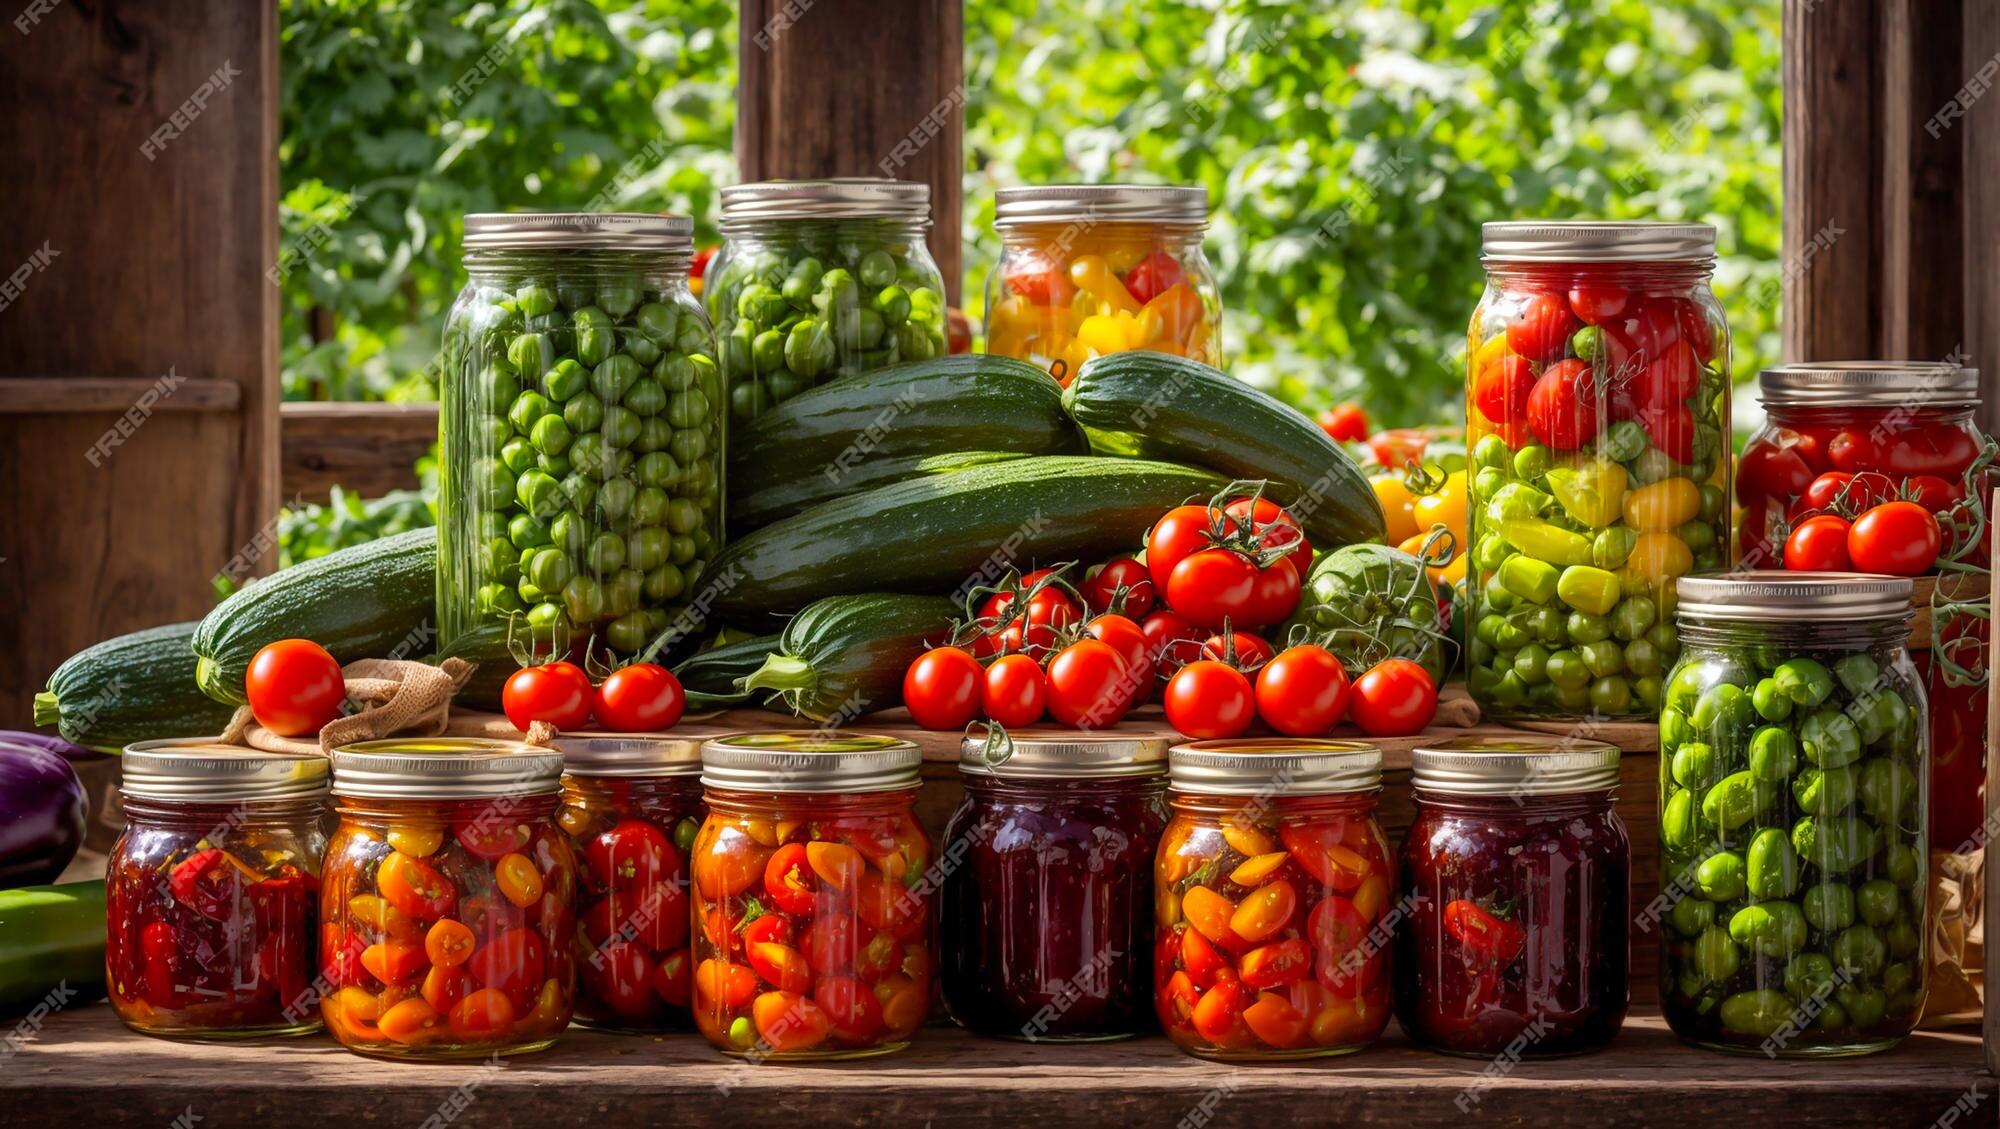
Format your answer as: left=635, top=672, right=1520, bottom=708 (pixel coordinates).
left=34, top=622, right=236, bottom=749
left=741, top=595, right=957, bottom=721
left=192, top=528, right=437, bottom=705
left=671, top=633, right=781, bottom=708
left=0, top=881, right=106, bottom=1014
left=726, top=355, right=1083, bottom=533
left=732, top=450, right=1035, bottom=533
left=1062, top=352, right=1385, bottom=546
left=709, top=456, right=1227, bottom=623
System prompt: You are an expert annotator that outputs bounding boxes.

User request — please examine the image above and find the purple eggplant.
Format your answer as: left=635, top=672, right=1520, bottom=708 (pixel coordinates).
left=0, top=740, right=86, bottom=888
left=0, top=730, right=101, bottom=763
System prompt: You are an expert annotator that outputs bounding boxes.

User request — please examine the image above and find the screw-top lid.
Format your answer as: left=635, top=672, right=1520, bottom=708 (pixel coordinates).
left=1411, top=736, right=1621, bottom=797
left=121, top=740, right=329, bottom=803
left=718, top=179, right=931, bottom=227
left=463, top=212, right=693, bottom=252
left=994, top=184, right=1209, bottom=228
left=330, top=738, right=563, bottom=800
left=1481, top=220, right=1716, bottom=263
left=959, top=728, right=1168, bottom=780
left=1168, top=738, right=1381, bottom=797
left=556, top=736, right=703, bottom=779
left=1758, top=361, right=1980, bottom=408
left=701, top=732, right=921, bottom=794
left=1675, top=572, right=1915, bottom=623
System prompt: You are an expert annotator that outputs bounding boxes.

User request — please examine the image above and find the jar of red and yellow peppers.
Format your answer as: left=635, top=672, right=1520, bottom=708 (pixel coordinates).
left=1154, top=739, right=1395, bottom=1061
left=106, top=742, right=327, bottom=1039
left=986, top=184, right=1220, bottom=380
left=1465, top=221, right=1730, bottom=720
left=557, top=736, right=706, bottom=1031
left=320, top=739, right=578, bottom=1059
left=692, top=732, right=932, bottom=1059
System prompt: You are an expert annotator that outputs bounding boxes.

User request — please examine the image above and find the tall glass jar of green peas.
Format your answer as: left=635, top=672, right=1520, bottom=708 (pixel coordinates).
left=1464, top=222, right=1730, bottom=720
left=1656, top=574, right=1928, bottom=1055
left=705, top=179, right=947, bottom=422
left=438, top=213, right=722, bottom=698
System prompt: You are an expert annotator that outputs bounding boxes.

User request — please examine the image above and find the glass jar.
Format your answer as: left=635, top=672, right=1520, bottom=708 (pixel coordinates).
left=1465, top=221, right=1731, bottom=721
left=438, top=213, right=722, bottom=700
left=1153, top=739, right=1395, bottom=1061
left=986, top=184, right=1220, bottom=381
left=691, top=732, right=932, bottom=1059
left=1658, top=574, right=1929, bottom=1055
left=321, top=738, right=578, bottom=1059
left=105, top=742, right=327, bottom=1039
left=706, top=179, right=947, bottom=424
left=1395, top=738, right=1630, bottom=1057
left=939, top=731, right=1168, bottom=1042
left=557, top=736, right=705, bottom=1031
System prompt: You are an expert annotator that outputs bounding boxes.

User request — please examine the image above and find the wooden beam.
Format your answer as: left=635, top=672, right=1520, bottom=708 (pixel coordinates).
left=1879, top=0, right=1965, bottom=362
left=1965, top=3, right=2000, bottom=435
left=1781, top=0, right=1881, bottom=363
left=0, top=377, right=241, bottom=413
left=280, top=402, right=435, bottom=501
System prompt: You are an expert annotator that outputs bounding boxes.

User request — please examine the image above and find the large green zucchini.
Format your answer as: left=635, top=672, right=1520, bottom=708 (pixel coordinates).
left=34, top=622, right=237, bottom=749
left=741, top=595, right=958, bottom=721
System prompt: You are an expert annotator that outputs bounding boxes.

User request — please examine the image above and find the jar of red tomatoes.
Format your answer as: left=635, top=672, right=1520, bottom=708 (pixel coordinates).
left=106, top=742, right=327, bottom=1039
left=1465, top=222, right=1729, bottom=721
left=940, top=731, right=1168, bottom=1042
left=1154, top=739, right=1395, bottom=1061
left=986, top=185, right=1220, bottom=380
left=691, top=732, right=932, bottom=1059
left=320, top=738, right=577, bottom=1059
left=557, top=736, right=705, bottom=1031
left=1394, top=737, right=1630, bottom=1057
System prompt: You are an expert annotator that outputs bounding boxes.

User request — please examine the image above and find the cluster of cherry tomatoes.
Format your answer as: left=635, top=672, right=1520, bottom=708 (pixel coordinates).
left=502, top=659, right=687, bottom=733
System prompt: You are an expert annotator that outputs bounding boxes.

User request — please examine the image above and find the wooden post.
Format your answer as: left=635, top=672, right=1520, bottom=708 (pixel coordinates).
left=737, top=0, right=966, bottom=301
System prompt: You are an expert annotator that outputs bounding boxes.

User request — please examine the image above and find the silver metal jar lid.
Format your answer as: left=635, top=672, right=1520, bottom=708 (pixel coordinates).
left=1758, top=361, right=1980, bottom=408
left=1168, top=738, right=1381, bottom=797
left=120, top=739, right=330, bottom=803
left=994, top=184, right=1209, bottom=228
left=463, top=212, right=693, bottom=252
left=1675, top=572, right=1915, bottom=623
left=1481, top=220, right=1716, bottom=263
left=959, top=729, right=1168, bottom=780
left=556, top=736, right=703, bottom=779
left=330, top=738, right=563, bottom=800
left=1411, top=737, right=1620, bottom=797
left=701, top=732, right=921, bottom=794
left=718, top=179, right=931, bottom=227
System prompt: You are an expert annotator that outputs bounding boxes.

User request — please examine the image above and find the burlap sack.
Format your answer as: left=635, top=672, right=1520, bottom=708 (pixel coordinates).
left=215, top=657, right=549, bottom=753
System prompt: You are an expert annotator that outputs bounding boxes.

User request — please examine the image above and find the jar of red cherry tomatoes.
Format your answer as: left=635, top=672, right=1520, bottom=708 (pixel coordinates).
left=557, top=736, right=705, bottom=1031
left=1465, top=222, right=1729, bottom=721
left=1154, top=739, right=1395, bottom=1061
left=692, top=732, right=932, bottom=1059
left=106, top=741, right=327, bottom=1039
left=1394, top=737, right=1630, bottom=1057
left=939, top=731, right=1168, bottom=1042
left=321, top=738, right=578, bottom=1059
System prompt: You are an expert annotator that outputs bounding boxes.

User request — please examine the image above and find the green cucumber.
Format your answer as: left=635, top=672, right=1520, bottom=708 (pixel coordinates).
left=672, top=633, right=781, bottom=708
left=741, top=595, right=958, bottom=721
left=732, top=450, right=1036, bottom=533
left=0, top=881, right=106, bottom=1013
left=708, top=456, right=1227, bottom=623
left=35, top=622, right=236, bottom=749
left=1062, top=352, right=1385, bottom=545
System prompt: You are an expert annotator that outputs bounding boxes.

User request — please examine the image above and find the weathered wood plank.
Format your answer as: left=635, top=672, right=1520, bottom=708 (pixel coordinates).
left=1781, top=0, right=1882, bottom=363
left=280, top=401, right=436, bottom=501
left=0, top=377, right=241, bottom=413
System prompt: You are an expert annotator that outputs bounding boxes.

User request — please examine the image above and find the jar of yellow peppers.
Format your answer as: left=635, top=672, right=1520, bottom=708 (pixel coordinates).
left=985, top=185, right=1221, bottom=382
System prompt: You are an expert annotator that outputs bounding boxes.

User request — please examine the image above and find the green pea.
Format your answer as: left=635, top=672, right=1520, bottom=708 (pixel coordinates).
left=816, top=267, right=859, bottom=314
left=633, top=301, right=680, bottom=344
left=1791, top=815, right=1875, bottom=877
left=1882, top=842, right=1921, bottom=888
left=598, top=284, right=640, bottom=318
left=668, top=389, right=712, bottom=430
left=521, top=412, right=569, bottom=457
left=508, top=514, right=551, bottom=550
left=1798, top=708, right=1863, bottom=769
left=1634, top=674, right=1663, bottom=709
left=514, top=284, right=557, bottom=318
left=1484, top=576, right=1519, bottom=613
left=1793, top=765, right=1858, bottom=817
left=1645, top=622, right=1679, bottom=653
left=626, top=526, right=672, bottom=572
left=562, top=391, right=605, bottom=435
left=1544, top=648, right=1590, bottom=691
left=550, top=511, right=587, bottom=554
left=785, top=318, right=836, bottom=378
left=1473, top=433, right=1513, bottom=470
left=1786, top=951, right=1838, bottom=999
left=539, top=357, right=587, bottom=402
left=669, top=428, right=709, bottom=466
left=1662, top=790, right=1698, bottom=855
left=1692, top=924, right=1741, bottom=981
left=603, top=569, right=645, bottom=619
left=1750, top=678, right=1793, bottom=722
left=1802, top=883, right=1855, bottom=933
left=1588, top=675, right=1632, bottom=713
left=514, top=469, right=564, bottom=518
left=1746, top=726, right=1797, bottom=782
left=644, top=562, right=686, bottom=602
left=1698, top=851, right=1747, bottom=902
left=624, top=377, right=667, bottom=417
left=601, top=406, right=642, bottom=450
left=584, top=530, right=626, bottom=574
left=1623, top=638, right=1663, bottom=677
left=1691, top=683, right=1752, bottom=732
left=1671, top=741, right=1716, bottom=788
left=635, top=416, right=673, bottom=454
left=1490, top=669, right=1528, bottom=708
left=561, top=574, right=606, bottom=623
left=1610, top=596, right=1657, bottom=641
left=507, top=332, right=552, bottom=380
left=1834, top=653, right=1881, bottom=696
left=1661, top=707, right=1693, bottom=751
left=1579, top=640, right=1624, bottom=678
left=1774, top=658, right=1835, bottom=707
left=1670, top=895, right=1715, bottom=938
left=1729, top=900, right=1808, bottom=958
left=1718, top=990, right=1795, bottom=1036
left=1885, top=919, right=1919, bottom=959
left=1513, top=443, right=1551, bottom=482
left=1835, top=984, right=1887, bottom=1030
left=591, top=354, right=642, bottom=402
left=1857, top=690, right=1909, bottom=747
left=857, top=249, right=897, bottom=288
left=507, top=389, right=553, bottom=435
left=1747, top=827, right=1800, bottom=900
left=635, top=452, right=680, bottom=490
left=1562, top=611, right=1609, bottom=645
left=1702, top=771, right=1763, bottom=832
left=1832, top=924, right=1886, bottom=977
left=496, top=438, right=535, bottom=477
left=596, top=478, right=638, bottom=523
left=665, top=496, right=704, bottom=535
left=1855, top=879, right=1898, bottom=927
left=477, top=364, right=519, bottom=405
left=1527, top=606, right=1566, bottom=645
left=1591, top=526, right=1637, bottom=570
left=1509, top=643, right=1549, bottom=686
left=525, top=547, right=574, bottom=593
left=605, top=611, right=651, bottom=654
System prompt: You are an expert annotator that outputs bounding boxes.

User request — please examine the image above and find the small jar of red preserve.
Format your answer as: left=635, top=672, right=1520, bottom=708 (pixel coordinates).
left=940, top=730, right=1168, bottom=1042
left=1395, top=737, right=1630, bottom=1057
left=557, top=736, right=706, bottom=1031
left=106, top=741, right=328, bottom=1039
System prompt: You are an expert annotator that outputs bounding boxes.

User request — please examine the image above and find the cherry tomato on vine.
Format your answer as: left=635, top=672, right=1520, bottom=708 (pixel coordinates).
left=1848, top=501, right=1942, bottom=576
left=1223, top=497, right=1314, bottom=576
left=1080, top=557, right=1155, bottom=618
left=1800, top=471, right=1894, bottom=515
left=1142, top=609, right=1205, bottom=673
left=1316, top=403, right=1370, bottom=443
left=1168, top=548, right=1300, bottom=629
left=903, top=647, right=982, bottom=730
left=1347, top=659, right=1436, bottom=737
left=981, top=653, right=1047, bottom=728
left=1164, top=661, right=1255, bottom=740
left=1784, top=514, right=1854, bottom=572
left=1199, top=629, right=1274, bottom=672
left=1907, top=474, right=1962, bottom=512
left=1044, top=638, right=1134, bottom=729
left=1147, top=504, right=1222, bottom=593
left=978, top=569, right=1081, bottom=658
left=1254, top=645, right=1351, bottom=737
left=1525, top=359, right=1601, bottom=451
left=1505, top=292, right=1579, bottom=364
left=1086, top=613, right=1154, bottom=703
left=502, top=661, right=593, bottom=731
left=245, top=638, right=345, bottom=737
left=593, top=663, right=685, bottom=731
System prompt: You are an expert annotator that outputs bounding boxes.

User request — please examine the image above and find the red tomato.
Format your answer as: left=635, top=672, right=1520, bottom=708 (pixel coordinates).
left=1784, top=514, right=1854, bottom=571
left=903, top=647, right=983, bottom=729
left=1044, top=638, right=1135, bottom=729
left=1004, top=255, right=1069, bottom=305
left=1200, top=629, right=1274, bottom=671
left=1147, top=504, right=1221, bottom=593
left=378, top=851, right=458, bottom=921
left=1316, top=403, right=1370, bottom=443
left=747, top=942, right=814, bottom=994
left=1800, top=471, right=1894, bottom=515
left=456, top=820, right=532, bottom=862
left=587, top=820, right=676, bottom=889
left=1239, top=938, right=1311, bottom=990
left=1848, top=501, right=1942, bottom=575
left=946, top=307, right=972, bottom=355
left=501, top=661, right=593, bottom=731
left=815, top=974, right=886, bottom=1042
left=740, top=911, right=794, bottom=948
left=244, top=639, right=345, bottom=737
left=1472, top=354, right=1535, bottom=425
left=1122, top=251, right=1187, bottom=305
left=1223, top=498, right=1314, bottom=576
left=1737, top=442, right=1813, bottom=501
left=1566, top=284, right=1629, bottom=327
left=1908, top=474, right=1962, bottom=512
left=1168, top=548, right=1300, bottom=629
left=592, top=663, right=685, bottom=731
left=1826, top=428, right=1880, bottom=473
left=1308, top=895, right=1373, bottom=995
left=627, top=881, right=689, bottom=951
left=1347, top=659, right=1437, bottom=737
left=1163, top=661, right=1255, bottom=739
left=689, top=246, right=716, bottom=282
left=1525, top=359, right=1601, bottom=451
left=1080, top=557, right=1156, bottom=618
left=980, top=570, right=1084, bottom=658
left=1188, top=977, right=1252, bottom=1045
left=1885, top=422, right=1981, bottom=477
left=652, top=947, right=692, bottom=1006
left=1635, top=340, right=1700, bottom=408
left=1254, top=645, right=1351, bottom=737
left=1365, top=428, right=1430, bottom=471
left=468, top=927, right=545, bottom=998
left=1642, top=402, right=1696, bottom=465
left=981, top=653, right=1048, bottom=727
left=1086, top=613, right=1154, bottom=697
left=449, top=988, right=517, bottom=1039
left=1676, top=299, right=1720, bottom=364
left=591, top=940, right=658, bottom=1019
left=1505, top=292, right=1579, bottom=364
left=1142, top=609, right=1205, bottom=673
left=762, top=842, right=817, bottom=916
left=1602, top=299, right=1681, bottom=366
left=1442, top=899, right=1526, bottom=966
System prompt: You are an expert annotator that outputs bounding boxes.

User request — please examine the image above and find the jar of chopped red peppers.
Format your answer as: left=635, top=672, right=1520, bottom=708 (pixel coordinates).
left=557, top=736, right=705, bottom=1031
left=940, top=730, right=1168, bottom=1042
left=106, top=742, right=327, bottom=1039
left=321, top=739, right=578, bottom=1059
left=1394, top=737, right=1630, bottom=1057
left=692, top=732, right=932, bottom=1059
left=1154, top=739, right=1396, bottom=1061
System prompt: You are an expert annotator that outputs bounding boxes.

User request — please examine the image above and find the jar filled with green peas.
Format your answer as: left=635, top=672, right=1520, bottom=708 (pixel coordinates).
left=1657, top=574, right=1928, bottom=1056
left=705, top=179, right=947, bottom=422
left=438, top=213, right=723, bottom=695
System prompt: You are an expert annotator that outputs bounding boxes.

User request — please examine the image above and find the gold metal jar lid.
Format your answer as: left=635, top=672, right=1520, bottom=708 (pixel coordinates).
left=700, top=731, right=921, bottom=794
left=1411, top=736, right=1620, bottom=797
left=1167, top=738, right=1381, bottom=797
left=959, top=729, right=1168, bottom=780
left=556, top=736, right=703, bottom=779
left=121, top=739, right=329, bottom=803
left=463, top=212, right=693, bottom=252
left=330, top=737, right=563, bottom=800
left=1480, top=220, right=1716, bottom=263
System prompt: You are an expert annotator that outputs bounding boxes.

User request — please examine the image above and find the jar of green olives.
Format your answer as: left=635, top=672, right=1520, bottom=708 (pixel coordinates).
left=1657, top=573, right=1928, bottom=1056
left=705, top=179, right=947, bottom=422
left=438, top=213, right=722, bottom=700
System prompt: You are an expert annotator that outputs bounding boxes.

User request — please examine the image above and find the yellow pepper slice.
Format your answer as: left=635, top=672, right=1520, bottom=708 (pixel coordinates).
left=1623, top=477, right=1702, bottom=532
left=1621, top=531, right=1696, bottom=588
left=1069, top=254, right=1140, bottom=314
left=1546, top=461, right=1628, bottom=530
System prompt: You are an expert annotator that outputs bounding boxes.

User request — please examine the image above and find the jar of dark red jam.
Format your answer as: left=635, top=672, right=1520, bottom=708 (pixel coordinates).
left=1394, top=737, right=1630, bottom=1057
left=939, top=730, right=1168, bottom=1042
